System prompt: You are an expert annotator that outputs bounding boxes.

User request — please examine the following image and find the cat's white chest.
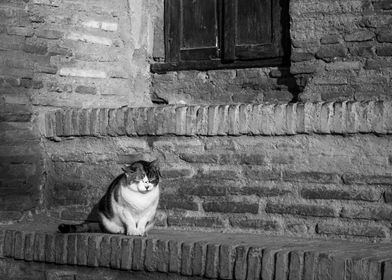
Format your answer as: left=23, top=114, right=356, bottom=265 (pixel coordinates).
left=120, top=185, right=159, bottom=213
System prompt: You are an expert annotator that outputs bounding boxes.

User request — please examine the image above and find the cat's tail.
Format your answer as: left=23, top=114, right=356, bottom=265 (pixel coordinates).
left=58, top=222, right=102, bottom=233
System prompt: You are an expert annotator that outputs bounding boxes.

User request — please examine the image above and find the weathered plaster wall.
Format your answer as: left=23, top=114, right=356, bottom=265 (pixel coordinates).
left=0, top=0, right=156, bottom=222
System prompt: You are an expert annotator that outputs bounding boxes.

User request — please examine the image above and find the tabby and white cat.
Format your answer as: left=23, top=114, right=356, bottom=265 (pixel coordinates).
left=58, top=160, right=161, bottom=236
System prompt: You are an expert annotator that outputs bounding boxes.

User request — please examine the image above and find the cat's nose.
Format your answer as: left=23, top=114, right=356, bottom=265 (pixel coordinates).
left=145, top=185, right=150, bottom=190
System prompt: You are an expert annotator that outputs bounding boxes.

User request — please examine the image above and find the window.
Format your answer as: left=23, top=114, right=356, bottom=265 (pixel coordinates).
left=151, top=0, right=290, bottom=73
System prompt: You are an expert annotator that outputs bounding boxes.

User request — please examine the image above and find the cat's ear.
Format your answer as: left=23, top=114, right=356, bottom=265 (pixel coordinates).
left=149, top=159, right=160, bottom=169
left=122, top=165, right=136, bottom=174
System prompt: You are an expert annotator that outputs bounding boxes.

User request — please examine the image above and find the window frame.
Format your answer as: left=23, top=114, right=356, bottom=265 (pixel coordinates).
left=151, top=0, right=289, bottom=74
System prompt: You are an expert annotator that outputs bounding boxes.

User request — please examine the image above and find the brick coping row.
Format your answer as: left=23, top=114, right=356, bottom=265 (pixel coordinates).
left=43, top=101, right=392, bottom=138
left=1, top=229, right=392, bottom=279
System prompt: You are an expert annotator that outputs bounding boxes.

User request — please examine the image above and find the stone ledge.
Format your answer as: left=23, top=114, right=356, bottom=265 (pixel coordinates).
left=43, top=101, right=392, bottom=138
left=1, top=226, right=392, bottom=279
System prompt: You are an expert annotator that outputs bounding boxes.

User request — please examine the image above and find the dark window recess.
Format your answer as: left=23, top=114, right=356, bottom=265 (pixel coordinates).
left=151, top=0, right=290, bottom=73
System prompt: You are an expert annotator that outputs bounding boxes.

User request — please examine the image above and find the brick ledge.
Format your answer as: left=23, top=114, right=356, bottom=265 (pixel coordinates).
left=43, top=101, right=392, bottom=138
left=1, top=223, right=392, bottom=279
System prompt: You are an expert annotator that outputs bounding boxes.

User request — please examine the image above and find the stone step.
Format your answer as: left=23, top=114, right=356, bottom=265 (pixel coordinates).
left=1, top=217, right=391, bottom=280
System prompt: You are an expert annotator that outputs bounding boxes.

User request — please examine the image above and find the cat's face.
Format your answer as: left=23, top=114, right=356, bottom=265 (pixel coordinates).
left=122, top=160, right=160, bottom=193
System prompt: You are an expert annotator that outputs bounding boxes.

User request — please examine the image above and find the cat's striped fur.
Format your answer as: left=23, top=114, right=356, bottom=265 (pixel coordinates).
left=58, top=160, right=161, bottom=236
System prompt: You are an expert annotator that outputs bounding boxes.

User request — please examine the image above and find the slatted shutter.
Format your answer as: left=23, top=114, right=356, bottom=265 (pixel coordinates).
left=165, top=0, right=220, bottom=63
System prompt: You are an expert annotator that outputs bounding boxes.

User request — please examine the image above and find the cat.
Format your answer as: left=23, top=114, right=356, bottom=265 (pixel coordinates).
left=58, top=159, right=161, bottom=236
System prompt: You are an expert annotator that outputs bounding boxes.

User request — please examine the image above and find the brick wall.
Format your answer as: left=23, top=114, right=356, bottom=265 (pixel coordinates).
left=0, top=0, right=154, bottom=109
left=151, top=0, right=392, bottom=104
left=290, top=0, right=392, bottom=102
left=42, top=102, right=392, bottom=242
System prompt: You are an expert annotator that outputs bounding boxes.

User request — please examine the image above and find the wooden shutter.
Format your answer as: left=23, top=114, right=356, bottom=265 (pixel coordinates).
left=165, top=0, right=220, bottom=62
left=223, top=0, right=284, bottom=61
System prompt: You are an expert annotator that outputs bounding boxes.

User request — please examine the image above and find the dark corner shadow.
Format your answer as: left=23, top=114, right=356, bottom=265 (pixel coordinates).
left=276, top=0, right=301, bottom=103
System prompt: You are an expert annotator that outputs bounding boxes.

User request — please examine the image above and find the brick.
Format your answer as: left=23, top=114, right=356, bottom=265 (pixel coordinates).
left=66, top=32, right=112, bottom=46
left=160, top=168, right=194, bottom=179
left=86, top=235, right=100, bottom=267
left=247, top=247, right=262, bottom=280
left=192, top=241, right=207, bottom=276
left=275, top=251, right=290, bottom=280
left=159, top=194, right=198, bottom=211
left=98, top=108, right=109, bottom=136
left=341, top=206, right=392, bottom=222
left=286, top=103, right=297, bottom=135
left=132, top=238, right=146, bottom=271
left=219, top=244, right=236, bottom=280
left=301, top=187, right=380, bottom=202
left=316, top=44, right=347, bottom=60
left=175, top=106, right=187, bottom=135
left=79, top=109, right=91, bottom=136
left=220, top=153, right=266, bottom=165
left=205, top=243, right=220, bottom=278
left=203, top=201, right=259, bottom=214
left=303, top=251, right=318, bottom=280
left=24, top=233, right=34, bottom=261
left=36, top=29, right=63, bottom=39
left=330, top=102, right=346, bottom=134
left=344, top=30, right=374, bottom=42
left=289, top=251, right=304, bottom=280
left=207, top=105, right=219, bottom=136
left=0, top=230, right=4, bottom=257
left=120, top=237, right=133, bottom=270
left=101, top=22, right=118, bottom=32
left=261, top=249, right=279, bottom=280
left=13, top=231, right=24, bottom=259
left=179, top=153, right=219, bottom=164
left=377, top=31, right=392, bottom=43
left=377, top=46, right=392, bottom=56
left=316, top=253, right=345, bottom=280
left=196, top=106, right=209, bottom=135
left=234, top=246, right=250, bottom=280
left=23, top=41, right=48, bottom=55
left=181, top=242, right=193, bottom=276
left=228, top=104, right=240, bottom=135
left=54, top=234, right=66, bottom=264
left=155, top=239, right=169, bottom=273
left=291, top=52, right=314, bottom=62
left=290, top=61, right=318, bottom=74
left=168, top=240, right=182, bottom=273
left=6, top=26, right=34, bottom=37
left=36, top=64, right=58, bottom=74
left=89, top=108, right=99, bottom=136
left=265, top=202, right=337, bottom=217
left=75, top=85, right=96, bottom=95
left=239, top=186, right=290, bottom=197
left=66, top=234, right=77, bottom=265
left=99, top=235, right=111, bottom=267
left=62, top=109, right=73, bottom=136
left=45, top=233, right=55, bottom=263
left=242, top=167, right=281, bottom=181
left=320, top=35, right=340, bottom=44
left=167, top=216, right=224, bottom=228
left=229, top=218, right=281, bottom=231
left=76, top=234, right=88, bottom=265
left=125, top=107, right=136, bottom=136
left=145, top=239, right=158, bottom=272
left=58, top=68, right=107, bottom=78
left=342, top=174, right=392, bottom=185
left=384, top=261, right=392, bottom=280
left=283, top=171, right=341, bottom=184
left=146, top=107, right=157, bottom=135
left=317, top=221, right=387, bottom=238
left=239, top=104, right=252, bottom=134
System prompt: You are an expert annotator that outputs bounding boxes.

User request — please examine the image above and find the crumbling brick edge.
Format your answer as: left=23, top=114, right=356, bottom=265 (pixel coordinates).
left=1, top=229, right=392, bottom=279
left=42, top=101, right=392, bottom=138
